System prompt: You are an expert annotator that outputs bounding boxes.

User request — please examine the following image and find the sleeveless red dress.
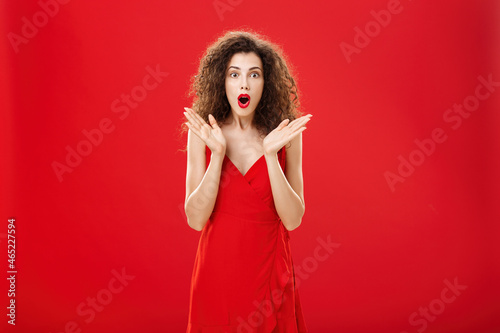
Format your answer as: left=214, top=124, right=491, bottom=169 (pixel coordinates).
left=186, top=145, right=308, bottom=333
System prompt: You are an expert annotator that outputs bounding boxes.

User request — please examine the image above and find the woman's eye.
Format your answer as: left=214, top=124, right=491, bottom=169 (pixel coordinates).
left=250, top=73, right=259, bottom=78
left=230, top=72, right=238, bottom=78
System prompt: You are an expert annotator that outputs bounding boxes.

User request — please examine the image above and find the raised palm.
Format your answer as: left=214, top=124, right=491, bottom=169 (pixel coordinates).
left=183, top=107, right=227, bottom=154
left=263, top=114, right=312, bottom=155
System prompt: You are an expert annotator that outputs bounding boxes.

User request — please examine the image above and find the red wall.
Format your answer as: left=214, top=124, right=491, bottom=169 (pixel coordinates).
left=2, top=0, right=499, bottom=332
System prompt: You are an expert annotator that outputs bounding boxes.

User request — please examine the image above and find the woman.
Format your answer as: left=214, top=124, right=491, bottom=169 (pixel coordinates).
left=183, top=30, right=311, bottom=332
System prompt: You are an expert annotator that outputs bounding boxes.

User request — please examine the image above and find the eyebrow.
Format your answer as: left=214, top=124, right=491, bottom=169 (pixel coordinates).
left=227, top=66, right=263, bottom=72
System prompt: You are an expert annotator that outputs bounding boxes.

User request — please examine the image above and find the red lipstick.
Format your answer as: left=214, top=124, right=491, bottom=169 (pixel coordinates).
left=238, top=94, right=250, bottom=108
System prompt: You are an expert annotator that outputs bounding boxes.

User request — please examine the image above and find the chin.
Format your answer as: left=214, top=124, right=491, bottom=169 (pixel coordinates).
left=232, top=105, right=256, bottom=114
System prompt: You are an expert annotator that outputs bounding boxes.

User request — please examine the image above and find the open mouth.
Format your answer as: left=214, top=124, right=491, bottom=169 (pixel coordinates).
left=238, top=94, right=250, bottom=108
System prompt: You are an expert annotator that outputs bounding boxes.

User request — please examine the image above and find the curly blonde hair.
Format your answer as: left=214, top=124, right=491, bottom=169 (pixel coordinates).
left=180, top=29, right=301, bottom=149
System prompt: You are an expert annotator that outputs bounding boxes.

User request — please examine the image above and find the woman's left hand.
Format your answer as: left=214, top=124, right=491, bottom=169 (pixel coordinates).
left=263, top=114, right=312, bottom=155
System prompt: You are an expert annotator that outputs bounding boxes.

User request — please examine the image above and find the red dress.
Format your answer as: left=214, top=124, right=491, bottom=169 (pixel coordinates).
left=187, top=146, right=308, bottom=333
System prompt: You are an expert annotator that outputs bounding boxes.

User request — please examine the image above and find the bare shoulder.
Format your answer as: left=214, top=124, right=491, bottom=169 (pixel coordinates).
left=285, top=132, right=305, bottom=205
left=185, top=129, right=206, bottom=201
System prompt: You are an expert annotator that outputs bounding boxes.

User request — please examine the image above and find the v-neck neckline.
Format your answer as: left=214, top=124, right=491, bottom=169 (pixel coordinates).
left=224, top=153, right=265, bottom=178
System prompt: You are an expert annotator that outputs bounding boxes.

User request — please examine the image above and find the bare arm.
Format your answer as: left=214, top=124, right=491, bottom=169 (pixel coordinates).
left=183, top=108, right=227, bottom=231
left=184, top=129, right=226, bottom=231
left=265, top=132, right=305, bottom=231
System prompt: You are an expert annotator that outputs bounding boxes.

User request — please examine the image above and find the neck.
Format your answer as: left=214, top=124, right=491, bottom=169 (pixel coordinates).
left=226, top=110, right=254, bottom=131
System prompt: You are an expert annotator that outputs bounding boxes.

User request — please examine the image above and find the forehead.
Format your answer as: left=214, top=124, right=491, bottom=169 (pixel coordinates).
left=227, top=52, right=263, bottom=69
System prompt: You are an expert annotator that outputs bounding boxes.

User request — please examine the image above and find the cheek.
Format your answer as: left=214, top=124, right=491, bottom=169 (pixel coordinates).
left=224, top=81, right=232, bottom=97
left=225, top=82, right=236, bottom=103
left=225, top=79, right=236, bottom=93
left=256, top=80, right=264, bottom=97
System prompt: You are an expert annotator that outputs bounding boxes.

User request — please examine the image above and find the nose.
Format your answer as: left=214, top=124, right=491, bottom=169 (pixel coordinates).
left=240, top=77, right=249, bottom=90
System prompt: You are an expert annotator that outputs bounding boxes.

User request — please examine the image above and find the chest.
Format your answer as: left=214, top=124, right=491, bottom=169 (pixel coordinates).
left=222, top=129, right=265, bottom=177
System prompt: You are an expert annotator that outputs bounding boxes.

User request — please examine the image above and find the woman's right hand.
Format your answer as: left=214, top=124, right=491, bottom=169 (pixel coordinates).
left=183, top=107, right=226, bottom=155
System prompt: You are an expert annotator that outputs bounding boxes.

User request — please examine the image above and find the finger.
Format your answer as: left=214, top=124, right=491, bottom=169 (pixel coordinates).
left=290, top=114, right=312, bottom=124
left=188, top=126, right=206, bottom=142
left=184, top=107, right=196, bottom=118
left=296, top=115, right=312, bottom=124
left=184, top=114, right=202, bottom=132
left=185, top=122, right=200, bottom=137
left=189, top=111, right=211, bottom=131
left=185, top=121, right=195, bottom=132
left=288, top=116, right=310, bottom=130
left=184, top=108, right=205, bottom=127
left=286, top=117, right=302, bottom=127
left=278, top=119, right=290, bottom=130
left=208, top=114, right=219, bottom=127
left=287, top=126, right=307, bottom=141
left=185, top=113, right=208, bottom=133
left=190, top=109, right=210, bottom=126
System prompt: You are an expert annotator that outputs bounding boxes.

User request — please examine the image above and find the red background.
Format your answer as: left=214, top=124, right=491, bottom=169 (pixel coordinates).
left=2, top=0, right=499, bottom=332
